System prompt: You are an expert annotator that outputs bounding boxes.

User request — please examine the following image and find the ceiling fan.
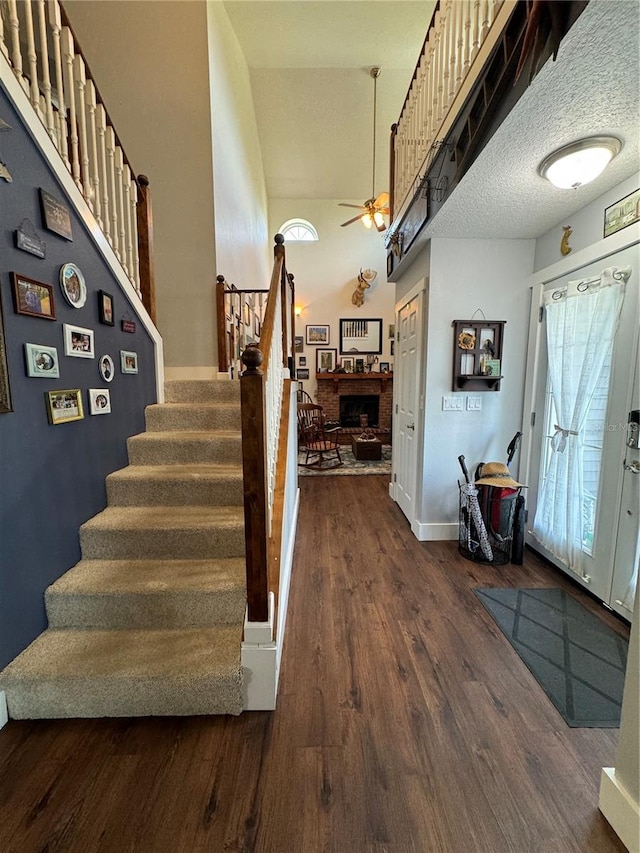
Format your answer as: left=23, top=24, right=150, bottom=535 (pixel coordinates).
left=339, top=67, right=389, bottom=233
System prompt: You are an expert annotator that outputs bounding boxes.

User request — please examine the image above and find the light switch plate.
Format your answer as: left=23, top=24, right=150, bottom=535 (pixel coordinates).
left=466, top=396, right=482, bottom=411
left=443, top=395, right=464, bottom=411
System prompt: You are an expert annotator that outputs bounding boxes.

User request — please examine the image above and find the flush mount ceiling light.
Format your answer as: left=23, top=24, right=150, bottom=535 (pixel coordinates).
left=538, top=136, right=622, bottom=189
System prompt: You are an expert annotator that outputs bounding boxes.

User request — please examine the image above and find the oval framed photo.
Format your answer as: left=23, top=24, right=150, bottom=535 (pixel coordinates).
left=99, top=354, right=115, bottom=383
left=60, top=263, right=87, bottom=308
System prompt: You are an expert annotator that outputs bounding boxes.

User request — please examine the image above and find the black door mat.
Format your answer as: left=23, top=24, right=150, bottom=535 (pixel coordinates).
left=475, top=588, right=629, bottom=727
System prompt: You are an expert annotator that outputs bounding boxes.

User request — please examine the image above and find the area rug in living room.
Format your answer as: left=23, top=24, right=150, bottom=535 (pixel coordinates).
left=475, top=587, right=629, bottom=727
left=298, top=445, right=392, bottom=476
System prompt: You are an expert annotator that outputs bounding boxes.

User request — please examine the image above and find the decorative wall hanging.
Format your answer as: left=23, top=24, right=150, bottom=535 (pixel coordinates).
left=98, top=290, right=114, bottom=325
left=40, top=189, right=73, bottom=240
left=11, top=273, right=56, bottom=320
left=15, top=219, right=46, bottom=258
left=60, top=263, right=87, bottom=308
left=120, top=350, right=138, bottom=374
left=45, top=389, right=84, bottom=424
left=0, top=291, right=12, bottom=414
left=604, top=188, right=640, bottom=237
left=63, top=323, right=95, bottom=358
left=24, top=343, right=60, bottom=378
left=452, top=319, right=506, bottom=391
left=99, top=354, right=115, bottom=382
left=306, top=325, right=330, bottom=345
left=121, top=320, right=136, bottom=333
left=88, top=388, right=111, bottom=415
left=316, top=348, right=337, bottom=373
left=351, top=268, right=377, bottom=308
left=560, top=225, right=572, bottom=256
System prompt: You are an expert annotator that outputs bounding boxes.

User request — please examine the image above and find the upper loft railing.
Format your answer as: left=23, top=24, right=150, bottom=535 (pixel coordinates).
left=0, top=0, right=156, bottom=320
left=391, top=0, right=514, bottom=225
left=218, top=236, right=295, bottom=624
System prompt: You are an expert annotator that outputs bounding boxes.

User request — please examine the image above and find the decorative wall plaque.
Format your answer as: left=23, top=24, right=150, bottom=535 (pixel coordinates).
left=121, top=320, right=136, bottom=333
left=15, top=219, right=46, bottom=258
left=39, top=188, right=73, bottom=240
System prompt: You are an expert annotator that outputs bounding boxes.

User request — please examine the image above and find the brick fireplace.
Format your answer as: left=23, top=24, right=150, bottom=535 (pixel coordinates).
left=315, top=373, right=393, bottom=443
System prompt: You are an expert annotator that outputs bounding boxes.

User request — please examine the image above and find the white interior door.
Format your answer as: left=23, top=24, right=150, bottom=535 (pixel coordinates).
left=393, top=289, right=423, bottom=524
left=526, top=246, right=638, bottom=610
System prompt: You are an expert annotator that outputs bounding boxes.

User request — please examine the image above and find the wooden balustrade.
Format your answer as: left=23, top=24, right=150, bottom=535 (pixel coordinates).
left=392, top=0, right=511, bottom=222
left=237, top=235, right=294, bottom=624
left=0, top=0, right=155, bottom=315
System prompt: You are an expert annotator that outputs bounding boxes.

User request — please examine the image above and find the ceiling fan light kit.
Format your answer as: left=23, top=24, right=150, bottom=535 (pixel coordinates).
left=538, top=135, right=622, bottom=189
left=339, top=67, right=389, bottom=231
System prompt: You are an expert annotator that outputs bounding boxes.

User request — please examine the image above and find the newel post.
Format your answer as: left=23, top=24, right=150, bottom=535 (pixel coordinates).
left=136, top=174, right=157, bottom=325
left=240, top=344, right=270, bottom=623
left=216, top=275, right=228, bottom=374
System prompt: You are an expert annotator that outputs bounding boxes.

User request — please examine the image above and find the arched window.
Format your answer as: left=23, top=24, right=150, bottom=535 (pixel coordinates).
left=279, top=219, right=319, bottom=242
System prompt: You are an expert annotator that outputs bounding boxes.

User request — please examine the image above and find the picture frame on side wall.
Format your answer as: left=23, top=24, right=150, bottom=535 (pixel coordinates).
left=604, top=188, right=640, bottom=237
left=25, top=343, right=60, bottom=378
left=11, top=272, right=56, bottom=320
left=88, top=388, right=111, bottom=415
left=306, top=325, right=330, bottom=345
left=39, top=188, right=73, bottom=241
left=63, top=323, right=95, bottom=358
left=45, top=389, right=84, bottom=424
left=297, top=368, right=310, bottom=380
left=120, top=350, right=138, bottom=374
left=98, top=290, right=115, bottom=325
left=316, top=348, right=337, bottom=373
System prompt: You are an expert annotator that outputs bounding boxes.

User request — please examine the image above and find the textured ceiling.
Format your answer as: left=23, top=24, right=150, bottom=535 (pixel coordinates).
left=225, top=0, right=639, bottom=237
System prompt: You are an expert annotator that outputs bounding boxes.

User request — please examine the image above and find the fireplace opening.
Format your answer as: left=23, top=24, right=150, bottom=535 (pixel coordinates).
left=340, top=395, right=379, bottom=428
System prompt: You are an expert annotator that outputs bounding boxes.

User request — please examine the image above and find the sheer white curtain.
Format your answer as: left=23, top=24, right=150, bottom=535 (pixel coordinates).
left=532, top=266, right=630, bottom=577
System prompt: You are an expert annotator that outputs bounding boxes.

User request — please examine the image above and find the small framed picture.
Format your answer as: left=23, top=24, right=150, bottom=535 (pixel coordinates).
left=59, top=263, right=87, bottom=308
left=98, top=290, right=114, bottom=325
left=63, top=323, right=94, bottom=358
left=604, top=188, right=640, bottom=237
left=380, top=362, right=390, bottom=373
left=11, top=272, right=56, bottom=320
left=254, top=314, right=261, bottom=338
left=341, top=357, right=354, bottom=373
left=297, top=368, right=310, bottom=380
left=316, top=348, right=337, bottom=373
left=45, top=389, right=84, bottom=424
left=298, top=356, right=307, bottom=367
left=388, top=324, right=395, bottom=339
left=25, top=343, right=60, bottom=378
left=390, top=340, right=395, bottom=357
left=294, top=335, right=304, bottom=353
left=99, top=354, right=115, bottom=382
left=40, top=188, right=73, bottom=241
left=88, top=388, right=111, bottom=415
left=355, top=358, right=365, bottom=373
left=306, top=324, right=330, bottom=345
left=121, top=350, right=138, bottom=374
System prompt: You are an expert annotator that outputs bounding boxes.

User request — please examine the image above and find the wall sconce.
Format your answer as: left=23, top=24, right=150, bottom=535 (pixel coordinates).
left=538, top=136, right=622, bottom=189
left=294, top=305, right=303, bottom=317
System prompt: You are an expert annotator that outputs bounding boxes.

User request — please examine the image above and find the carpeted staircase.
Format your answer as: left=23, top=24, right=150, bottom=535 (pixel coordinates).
left=0, top=379, right=247, bottom=718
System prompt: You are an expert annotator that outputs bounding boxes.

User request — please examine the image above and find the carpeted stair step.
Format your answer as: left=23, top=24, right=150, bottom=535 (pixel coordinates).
left=80, top=506, right=245, bottom=561
left=106, top=464, right=243, bottom=507
left=164, top=379, right=240, bottom=404
left=0, top=626, right=243, bottom=718
left=127, top=430, right=242, bottom=466
left=145, top=402, right=241, bottom=432
left=46, top=558, right=246, bottom=629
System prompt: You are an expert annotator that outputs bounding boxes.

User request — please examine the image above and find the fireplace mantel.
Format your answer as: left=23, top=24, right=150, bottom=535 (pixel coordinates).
left=315, top=373, right=393, bottom=393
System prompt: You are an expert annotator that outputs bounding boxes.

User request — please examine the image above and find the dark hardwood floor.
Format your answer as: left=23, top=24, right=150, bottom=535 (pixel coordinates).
left=0, top=475, right=629, bottom=853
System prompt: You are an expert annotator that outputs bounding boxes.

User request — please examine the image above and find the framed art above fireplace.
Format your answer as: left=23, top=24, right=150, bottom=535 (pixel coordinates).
left=339, top=318, right=382, bottom=354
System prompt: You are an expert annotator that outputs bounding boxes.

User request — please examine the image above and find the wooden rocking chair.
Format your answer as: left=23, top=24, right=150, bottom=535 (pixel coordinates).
left=297, top=403, right=343, bottom=470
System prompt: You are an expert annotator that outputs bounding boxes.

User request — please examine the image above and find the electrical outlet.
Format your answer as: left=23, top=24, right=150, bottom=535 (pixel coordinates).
left=466, top=396, right=482, bottom=411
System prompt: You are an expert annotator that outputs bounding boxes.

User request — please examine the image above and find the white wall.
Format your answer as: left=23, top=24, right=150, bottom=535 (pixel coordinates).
left=269, top=200, right=396, bottom=397
left=534, top=174, right=640, bottom=271
left=65, top=1, right=218, bottom=372
left=207, top=2, right=270, bottom=295
left=395, top=238, right=536, bottom=529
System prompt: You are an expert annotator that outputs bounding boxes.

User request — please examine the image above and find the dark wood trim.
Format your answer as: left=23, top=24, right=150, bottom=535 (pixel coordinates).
left=135, top=175, right=156, bottom=325
left=215, top=275, right=227, bottom=373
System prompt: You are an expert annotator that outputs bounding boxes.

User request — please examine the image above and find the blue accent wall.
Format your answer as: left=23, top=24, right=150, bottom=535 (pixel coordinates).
left=0, top=83, right=158, bottom=669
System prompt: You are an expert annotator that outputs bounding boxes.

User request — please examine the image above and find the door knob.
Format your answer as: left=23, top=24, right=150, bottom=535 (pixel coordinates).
left=623, top=459, right=640, bottom=473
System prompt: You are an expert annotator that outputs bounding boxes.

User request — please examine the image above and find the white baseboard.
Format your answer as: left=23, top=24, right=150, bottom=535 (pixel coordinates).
left=599, top=768, right=640, bottom=853
left=164, top=366, right=219, bottom=381
left=0, top=691, right=8, bottom=729
left=411, top=521, right=458, bottom=541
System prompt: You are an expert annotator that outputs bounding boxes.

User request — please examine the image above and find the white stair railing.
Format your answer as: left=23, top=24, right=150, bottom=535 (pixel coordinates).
left=0, top=0, right=141, bottom=295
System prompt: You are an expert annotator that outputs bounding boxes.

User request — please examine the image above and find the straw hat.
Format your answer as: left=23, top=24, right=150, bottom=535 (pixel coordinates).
left=475, top=462, right=526, bottom=489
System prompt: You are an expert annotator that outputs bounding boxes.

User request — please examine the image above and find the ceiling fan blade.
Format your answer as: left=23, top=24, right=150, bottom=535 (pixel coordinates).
left=340, top=214, right=364, bottom=227
left=338, top=203, right=366, bottom=210
left=374, top=191, right=390, bottom=208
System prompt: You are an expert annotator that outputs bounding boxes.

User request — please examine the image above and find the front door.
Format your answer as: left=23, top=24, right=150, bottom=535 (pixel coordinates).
left=393, top=288, right=423, bottom=524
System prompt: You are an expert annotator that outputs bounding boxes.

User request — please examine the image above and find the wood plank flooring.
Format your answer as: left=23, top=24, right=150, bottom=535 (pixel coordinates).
left=0, top=475, right=630, bottom=852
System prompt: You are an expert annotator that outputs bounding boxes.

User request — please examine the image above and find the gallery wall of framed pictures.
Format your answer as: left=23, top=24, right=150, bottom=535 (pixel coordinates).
left=0, top=83, right=159, bottom=670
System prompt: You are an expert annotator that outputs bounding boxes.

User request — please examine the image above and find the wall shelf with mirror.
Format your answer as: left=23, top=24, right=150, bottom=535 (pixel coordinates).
left=452, top=319, right=505, bottom=391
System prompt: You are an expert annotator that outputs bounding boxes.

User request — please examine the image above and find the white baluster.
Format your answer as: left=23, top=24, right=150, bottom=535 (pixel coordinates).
left=448, top=0, right=458, bottom=105
left=36, top=0, right=56, bottom=139
left=114, top=146, right=127, bottom=266
left=22, top=0, right=42, bottom=116
left=60, top=26, right=81, bottom=188
left=48, top=0, right=69, bottom=168
left=433, top=11, right=444, bottom=125
left=85, top=80, right=101, bottom=227
left=472, top=0, right=481, bottom=60
left=441, top=2, right=451, bottom=115
left=105, top=126, right=120, bottom=260
left=482, top=0, right=491, bottom=39
left=456, top=0, right=465, bottom=90
left=463, top=0, right=472, bottom=76
left=0, top=0, right=9, bottom=59
left=129, top=178, right=140, bottom=293
left=96, top=105, right=111, bottom=245
left=73, top=53, right=92, bottom=208
left=123, top=164, right=134, bottom=281
left=7, top=0, right=27, bottom=92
